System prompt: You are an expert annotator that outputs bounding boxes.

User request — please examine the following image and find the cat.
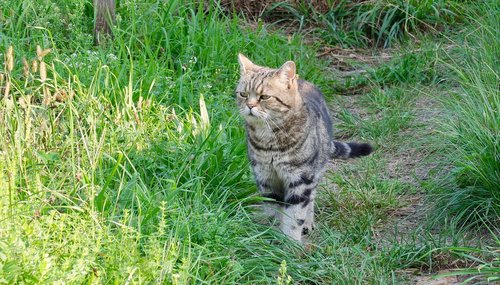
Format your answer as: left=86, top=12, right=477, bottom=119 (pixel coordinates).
left=235, top=54, right=373, bottom=243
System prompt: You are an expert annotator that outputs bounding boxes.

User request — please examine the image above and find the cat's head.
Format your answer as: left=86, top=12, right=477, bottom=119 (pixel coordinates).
left=235, top=54, right=301, bottom=124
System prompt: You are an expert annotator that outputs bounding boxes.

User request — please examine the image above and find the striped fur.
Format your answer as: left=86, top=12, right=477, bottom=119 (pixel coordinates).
left=236, top=54, right=373, bottom=243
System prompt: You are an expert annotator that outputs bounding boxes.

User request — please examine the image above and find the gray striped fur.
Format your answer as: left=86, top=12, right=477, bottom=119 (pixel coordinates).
left=236, top=54, right=373, bottom=243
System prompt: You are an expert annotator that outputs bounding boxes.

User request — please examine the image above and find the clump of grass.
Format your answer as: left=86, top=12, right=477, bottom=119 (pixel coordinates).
left=435, top=0, right=500, bottom=227
left=355, top=0, right=457, bottom=47
left=0, top=0, right=92, bottom=48
left=335, top=87, right=416, bottom=146
left=257, top=0, right=459, bottom=48
left=437, top=244, right=500, bottom=283
left=368, top=45, right=441, bottom=86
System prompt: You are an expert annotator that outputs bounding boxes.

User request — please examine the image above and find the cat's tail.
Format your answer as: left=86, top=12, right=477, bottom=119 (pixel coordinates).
left=330, top=141, right=373, bottom=159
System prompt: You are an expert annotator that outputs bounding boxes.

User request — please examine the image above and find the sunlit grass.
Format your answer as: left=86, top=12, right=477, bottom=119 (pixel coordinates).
left=0, top=1, right=398, bottom=283
left=0, top=0, right=498, bottom=284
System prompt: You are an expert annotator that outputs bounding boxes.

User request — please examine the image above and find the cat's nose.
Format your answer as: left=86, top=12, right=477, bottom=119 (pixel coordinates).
left=247, top=99, right=258, bottom=109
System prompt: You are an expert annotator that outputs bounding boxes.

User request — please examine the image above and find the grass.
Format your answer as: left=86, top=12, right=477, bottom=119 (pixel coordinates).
left=263, top=0, right=459, bottom=48
left=428, top=0, right=500, bottom=228
left=0, top=1, right=322, bottom=283
left=1, top=0, right=499, bottom=284
left=0, top=0, right=395, bottom=283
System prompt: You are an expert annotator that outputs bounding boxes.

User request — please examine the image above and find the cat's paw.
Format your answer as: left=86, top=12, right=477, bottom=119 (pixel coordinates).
left=301, top=227, right=310, bottom=236
left=301, top=223, right=315, bottom=236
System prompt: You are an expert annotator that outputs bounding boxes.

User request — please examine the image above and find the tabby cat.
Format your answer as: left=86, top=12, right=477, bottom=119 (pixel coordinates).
left=236, top=54, right=373, bottom=243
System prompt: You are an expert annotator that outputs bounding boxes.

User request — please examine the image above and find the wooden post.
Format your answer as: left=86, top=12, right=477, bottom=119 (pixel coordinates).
left=94, top=0, right=116, bottom=45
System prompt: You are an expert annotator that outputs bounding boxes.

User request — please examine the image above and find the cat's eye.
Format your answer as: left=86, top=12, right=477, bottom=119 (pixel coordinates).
left=260, top=95, right=271, bottom=100
left=238, top=92, right=248, bottom=98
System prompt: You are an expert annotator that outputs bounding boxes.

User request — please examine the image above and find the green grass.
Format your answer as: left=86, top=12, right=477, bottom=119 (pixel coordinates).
left=0, top=0, right=399, bottom=283
left=334, top=87, right=416, bottom=147
left=432, top=0, right=500, bottom=227
left=264, top=0, right=459, bottom=48
left=0, top=0, right=498, bottom=284
left=0, top=1, right=328, bottom=283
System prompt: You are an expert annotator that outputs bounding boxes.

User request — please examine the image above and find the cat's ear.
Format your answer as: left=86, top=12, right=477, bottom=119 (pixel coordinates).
left=238, top=53, right=258, bottom=75
left=276, top=61, right=296, bottom=86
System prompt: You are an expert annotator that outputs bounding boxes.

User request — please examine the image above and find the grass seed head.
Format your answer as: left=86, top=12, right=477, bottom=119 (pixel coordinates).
left=37, top=48, right=51, bottom=59
left=137, top=96, right=143, bottom=112
left=6, top=45, right=13, bottom=57
left=39, top=61, right=47, bottom=82
left=42, top=87, right=51, bottom=105
left=18, top=96, right=30, bottom=109
left=32, top=60, right=38, bottom=73
left=6, top=46, right=14, bottom=72
left=4, top=80, right=11, bottom=98
left=22, top=58, right=29, bottom=77
left=199, top=94, right=210, bottom=130
left=36, top=45, right=42, bottom=59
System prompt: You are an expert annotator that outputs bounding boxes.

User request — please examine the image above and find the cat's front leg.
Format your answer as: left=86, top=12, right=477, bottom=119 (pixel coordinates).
left=251, top=162, right=284, bottom=221
left=281, top=203, right=308, bottom=242
left=280, top=176, right=318, bottom=243
left=303, top=200, right=315, bottom=236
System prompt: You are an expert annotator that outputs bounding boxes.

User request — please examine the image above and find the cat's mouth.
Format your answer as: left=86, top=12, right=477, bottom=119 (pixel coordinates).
left=244, top=107, right=258, bottom=117
left=249, top=109, right=266, bottom=119
left=242, top=106, right=268, bottom=120
left=243, top=110, right=264, bottom=121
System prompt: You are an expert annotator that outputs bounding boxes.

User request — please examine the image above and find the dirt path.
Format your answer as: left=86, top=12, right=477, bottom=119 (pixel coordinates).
left=321, top=47, right=468, bottom=284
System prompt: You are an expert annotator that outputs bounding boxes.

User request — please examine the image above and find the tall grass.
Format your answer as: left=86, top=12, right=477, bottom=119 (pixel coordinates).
left=1, top=0, right=496, bottom=283
left=0, top=0, right=403, bottom=283
left=435, top=0, right=500, bottom=227
left=263, top=0, right=458, bottom=47
left=355, top=0, right=457, bottom=47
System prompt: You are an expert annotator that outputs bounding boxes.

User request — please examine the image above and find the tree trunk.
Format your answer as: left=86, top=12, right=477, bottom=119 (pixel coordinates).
left=94, top=0, right=116, bottom=45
